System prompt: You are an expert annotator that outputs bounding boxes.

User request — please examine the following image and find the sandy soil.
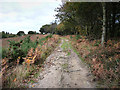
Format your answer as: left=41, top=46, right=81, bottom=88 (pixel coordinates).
left=29, top=39, right=96, bottom=88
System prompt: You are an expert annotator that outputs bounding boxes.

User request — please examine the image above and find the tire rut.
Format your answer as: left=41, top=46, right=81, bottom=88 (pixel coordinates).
left=29, top=39, right=96, bottom=88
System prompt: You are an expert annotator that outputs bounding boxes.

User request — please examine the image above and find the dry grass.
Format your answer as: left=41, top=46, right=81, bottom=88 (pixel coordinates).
left=5, top=65, right=30, bottom=88
left=67, top=35, right=120, bottom=88
left=2, top=35, right=60, bottom=88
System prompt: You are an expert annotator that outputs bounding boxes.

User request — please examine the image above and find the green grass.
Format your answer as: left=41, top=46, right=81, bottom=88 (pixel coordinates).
left=67, top=51, right=71, bottom=56
left=72, top=45, right=85, bottom=62
left=62, top=63, right=68, bottom=69
left=61, top=39, right=72, bottom=57
left=62, top=38, right=86, bottom=63
left=34, top=69, right=42, bottom=78
left=61, top=38, right=85, bottom=63
left=4, top=65, right=32, bottom=88
left=61, top=40, right=69, bottom=51
left=28, top=80, right=35, bottom=84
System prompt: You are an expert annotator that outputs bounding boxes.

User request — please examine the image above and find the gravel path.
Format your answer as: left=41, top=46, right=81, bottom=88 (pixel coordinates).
left=29, top=39, right=96, bottom=88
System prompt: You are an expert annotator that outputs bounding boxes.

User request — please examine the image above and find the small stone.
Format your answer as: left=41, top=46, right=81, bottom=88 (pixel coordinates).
left=92, top=78, right=96, bottom=82
left=75, top=83, right=77, bottom=85
left=87, top=73, right=91, bottom=76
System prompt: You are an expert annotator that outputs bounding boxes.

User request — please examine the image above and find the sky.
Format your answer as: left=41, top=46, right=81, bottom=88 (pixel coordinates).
left=0, top=0, right=62, bottom=34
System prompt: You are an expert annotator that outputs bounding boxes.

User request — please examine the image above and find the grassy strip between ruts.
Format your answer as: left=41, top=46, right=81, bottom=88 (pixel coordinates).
left=61, top=38, right=85, bottom=62
left=61, top=38, right=71, bottom=56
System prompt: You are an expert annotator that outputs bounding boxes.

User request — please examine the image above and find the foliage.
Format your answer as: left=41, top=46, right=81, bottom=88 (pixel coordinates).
left=28, top=31, right=37, bottom=34
left=1, top=31, right=17, bottom=38
left=94, top=40, right=101, bottom=46
left=55, top=2, right=120, bottom=39
left=45, top=34, right=53, bottom=39
left=17, top=31, right=25, bottom=36
left=75, top=35, right=82, bottom=40
left=39, top=27, right=45, bottom=34
left=70, top=36, right=120, bottom=88
left=2, top=36, right=39, bottom=63
left=2, top=35, right=60, bottom=88
left=39, top=22, right=57, bottom=34
left=70, top=35, right=73, bottom=39
left=2, top=48, right=9, bottom=58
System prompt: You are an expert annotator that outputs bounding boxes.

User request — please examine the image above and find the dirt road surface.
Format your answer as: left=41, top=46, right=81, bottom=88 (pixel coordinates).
left=29, top=39, right=96, bottom=88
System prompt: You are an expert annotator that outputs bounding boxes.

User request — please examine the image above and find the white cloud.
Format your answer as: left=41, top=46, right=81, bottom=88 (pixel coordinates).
left=0, top=12, right=17, bottom=18
left=0, top=1, right=62, bottom=34
left=0, top=0, right=62, bottom=2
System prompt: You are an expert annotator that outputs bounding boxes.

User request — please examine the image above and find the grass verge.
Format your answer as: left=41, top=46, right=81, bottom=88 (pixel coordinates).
left=67, top=35, right=120, bottom=88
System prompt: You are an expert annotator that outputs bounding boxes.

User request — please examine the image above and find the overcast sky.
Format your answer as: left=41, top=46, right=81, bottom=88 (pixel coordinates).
left=0, top=0, right=62, bottom=34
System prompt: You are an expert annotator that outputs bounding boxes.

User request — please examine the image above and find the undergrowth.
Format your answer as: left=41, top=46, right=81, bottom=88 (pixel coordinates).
left=2, top=35, right=60, bottom=88
left=68, top=35, right=120, bottom=88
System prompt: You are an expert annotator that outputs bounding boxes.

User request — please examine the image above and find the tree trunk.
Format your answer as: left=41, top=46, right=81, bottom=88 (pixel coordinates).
left=111, top=3, right=116, bottom=37
left=101, top=2, right=106, bottom=47
left=86, top=25, right=89, bottom=36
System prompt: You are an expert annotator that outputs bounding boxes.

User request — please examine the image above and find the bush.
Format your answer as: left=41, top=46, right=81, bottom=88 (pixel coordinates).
left=70, top=35, right=73, bottom=39
left=45, top=34, right=53, bottom=39
left=3, top=36, right=49, bottom=63
left=94, top=40, right=101, bottom=46
left=5, top=36, right=38, bottom=62
left=17, top=31, right=25, bottom=36
left=75, top=35, right=82, bottom=40
left=28, top=31, right=36, bottom=34
left=7, top=40, right=24, bottom=62
left=2, top=48, right=9, bottom=58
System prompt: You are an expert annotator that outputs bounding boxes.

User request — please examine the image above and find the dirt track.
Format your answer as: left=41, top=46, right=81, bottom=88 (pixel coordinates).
left=29, top=39, right=96, bottom=88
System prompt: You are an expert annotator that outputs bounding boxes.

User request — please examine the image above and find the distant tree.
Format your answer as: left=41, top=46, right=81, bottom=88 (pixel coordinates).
left=2, top=31, right=5, bottom=34
left=50, top=22, right=57, bottom=34
left=2, top=31, right=7, bottom=38
left=36, top=32, right=39, bottom=34
left=39, top=22, right=57, bottom=34
left=39, top=28, right=45, bottom=34
left=28, top=31, right=36, bottom=34
left=17, top=31, right=25, bottom=36
left=1, top=31, right=17, bottom=38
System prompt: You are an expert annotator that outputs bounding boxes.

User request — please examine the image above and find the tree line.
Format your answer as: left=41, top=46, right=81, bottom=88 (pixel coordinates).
left=2, top=2, right=120, bottom=46
left=55, top=2, right=120, bottom=45
left=1, top=31, right=40, bottom=38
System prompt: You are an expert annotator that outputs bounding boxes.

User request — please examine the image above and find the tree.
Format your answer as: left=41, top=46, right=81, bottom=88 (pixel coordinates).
left=101, top=2, right=106, bottom=47
left=28, top=31, right=36, bottom=34
left=55, top=2, right=120, bottom=39
left=49, top=22, right=57, bottom=34
left=17, top=31, right=25, bottom=36
left=55, top=2, right=102, bottom=37
left=2, top=31, right=7, bottom=38
left=39, top=22, right=57, bottom=34
left=39, top=28, right=45, bottom=34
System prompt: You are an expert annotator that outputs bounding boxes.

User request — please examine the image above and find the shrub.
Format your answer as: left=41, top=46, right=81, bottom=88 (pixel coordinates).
left=45, top=34, right=53, bottom=39
left=17, top=31, right=25, bottom=36
left=2, top=48, right=9, bottom=58
left=6, top=36, right=39, bottom=63
left=70, top=35, right=73, bottom=39
left=3, top=36, right=49, bottom=63
left=7, top=40, right=24, bottom=62
left=75, top=35, right=82, bottom=40
left=28, top=31, right=36, bottom=34
left=94, top=40, right=101, bottom=46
